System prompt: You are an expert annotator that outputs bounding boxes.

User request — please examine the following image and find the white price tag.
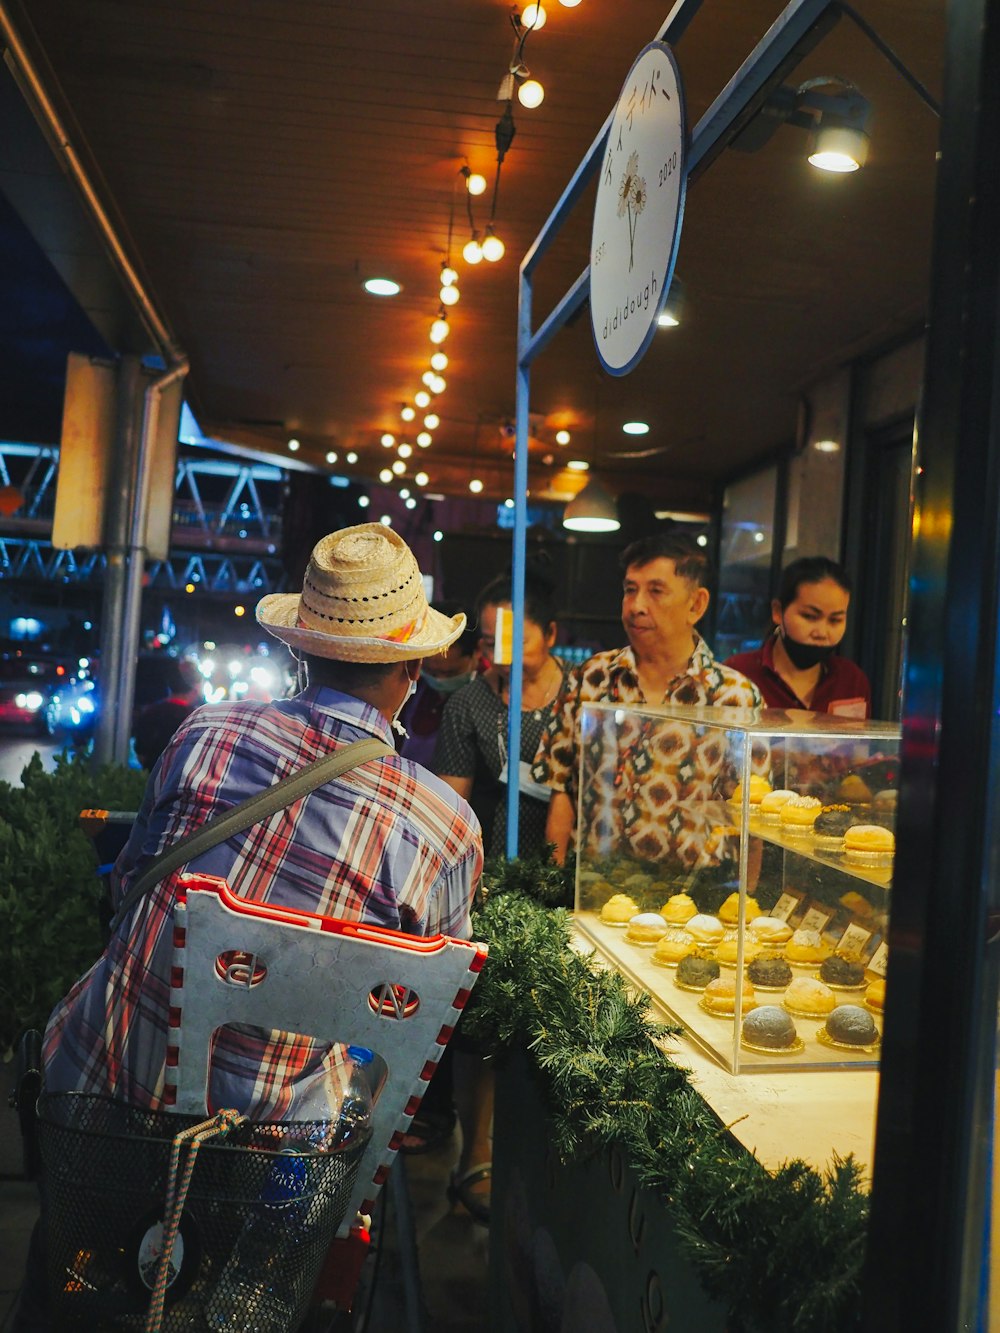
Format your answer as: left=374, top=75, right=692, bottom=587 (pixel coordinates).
left=800, top=904, right=834, bottom=934
left=867, top=941, right=889, bottom=978
left=770, top=892, right=801, bottom=922
left=837, top=922, right=874, bottom=957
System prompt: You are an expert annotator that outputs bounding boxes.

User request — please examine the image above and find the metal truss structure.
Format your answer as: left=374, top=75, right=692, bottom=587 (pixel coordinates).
left=0, top=444, right=288, bottom=593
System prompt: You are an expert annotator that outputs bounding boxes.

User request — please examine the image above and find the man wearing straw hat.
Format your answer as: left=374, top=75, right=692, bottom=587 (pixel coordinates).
left=41, top=523, right=483, bottom=1122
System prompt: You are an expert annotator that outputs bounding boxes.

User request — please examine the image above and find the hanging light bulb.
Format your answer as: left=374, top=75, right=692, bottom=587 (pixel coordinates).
left=440, top=284, right=460, bottom=306
left=556, top=429, right=571, bottom=445
left=464, top=170, right=487, bottom=196
left=481, top=226, right=505, bottom=262
left=326, top=451, right=338, bottom=464
left=398, top=443, right=413, bottom=459
left=424, top=413, right=440, bottom=430
left=346, top=451, right=358, bottom=464
left=559, top=0, right=581, bottom=6
left=417, top=431, right=432, bottom=447
left=381, top=432, right=395, bottom=448
left=469, top=478, right=484, bottom=494
left=430, top=375, right=446, bottom=395
left=422, top=371, right=436, bottom=387
left=405, top=497, right=417, bottom=510
left=415, top=471, right=429, bottom=486
left=287, top=438, right=300, bottom=452
left=430, top=314, right=450, bottom=344
left=521, top=4, right=547, bottom=30
left=379, top=468, right=393, bottom=483
left=463, top=235, right=484, bottom=265
left=392, top=460, right=406, bottom=475
left=401, top=405, right=416, bottom=422
left=415, top=390, right=431, bottom=408
left=518, top=79, right=545, bottom=109
left=430, top=351, right=448, bottom=372
left=441, top=265, right=458, bottom=287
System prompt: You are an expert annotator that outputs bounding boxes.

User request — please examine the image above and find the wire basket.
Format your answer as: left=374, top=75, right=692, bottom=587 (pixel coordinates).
left=37, top=1091, right=368, bottom=1331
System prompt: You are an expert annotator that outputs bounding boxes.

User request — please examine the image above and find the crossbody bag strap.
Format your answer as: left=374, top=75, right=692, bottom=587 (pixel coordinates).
left=109, top=735, right=394, bottom=932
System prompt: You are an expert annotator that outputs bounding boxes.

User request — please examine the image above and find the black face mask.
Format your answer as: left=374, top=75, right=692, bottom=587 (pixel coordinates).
left=779, top=626, right=836, bottom=670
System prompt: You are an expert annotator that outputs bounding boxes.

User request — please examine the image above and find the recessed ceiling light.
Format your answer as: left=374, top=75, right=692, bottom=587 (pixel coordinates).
left=622, top=422, right=649, bottom=436
left=566, top=459, right=589, bottom=472
left=813, top=438, right=841, bottom=453
left=364, top=277, right=400, bottom=296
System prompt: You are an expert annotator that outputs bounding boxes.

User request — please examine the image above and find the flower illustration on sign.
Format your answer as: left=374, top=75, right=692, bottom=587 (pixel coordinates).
left=616, top=150, right=647, bottom=271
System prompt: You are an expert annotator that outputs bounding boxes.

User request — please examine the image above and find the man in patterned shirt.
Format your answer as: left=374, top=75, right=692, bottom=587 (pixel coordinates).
left=532, top=532, right=762, bottom=864
left=43, top=524, right=483, bottom=1121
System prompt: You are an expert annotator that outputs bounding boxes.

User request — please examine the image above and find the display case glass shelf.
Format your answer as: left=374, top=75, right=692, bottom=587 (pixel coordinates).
left=573, top=703, right=900, bottom=1073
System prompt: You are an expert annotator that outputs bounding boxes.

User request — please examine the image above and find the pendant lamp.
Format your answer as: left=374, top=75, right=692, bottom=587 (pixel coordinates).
left=563, top=478, right=620, bottom=532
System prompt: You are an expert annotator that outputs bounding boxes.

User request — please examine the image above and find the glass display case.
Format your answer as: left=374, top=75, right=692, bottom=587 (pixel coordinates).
left=573, top=703, right=900, bottom=1073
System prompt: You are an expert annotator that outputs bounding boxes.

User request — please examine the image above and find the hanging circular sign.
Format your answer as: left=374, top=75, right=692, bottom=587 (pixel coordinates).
left=590, top=42, right=687, bottom=376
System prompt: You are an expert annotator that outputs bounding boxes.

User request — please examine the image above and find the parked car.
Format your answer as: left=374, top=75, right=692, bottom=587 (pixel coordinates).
left=0, top=650, right=72, bottom=736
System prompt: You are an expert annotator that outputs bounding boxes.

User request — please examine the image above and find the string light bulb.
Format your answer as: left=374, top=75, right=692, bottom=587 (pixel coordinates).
left=441, top=265, right=459, bottom=287
left=469, top=478, right=484, bottom=494
left=521, top=4, right=547, bottom=29
left=398, top=443, right=413, bottom=459
left=464, top=169, right=487, bottom=196
left=463, top=235, right=484, bottom=265
left=430, top=314, right=450, bottom=344
left=417, top=431, right=432, bottom=447
left=556, top=430, right=570, bottom=445
left=415, top=471, right=429, bottom=486
left=430, top=351, right=448, bottom=372
left=424, top=413, right=440, bottom=430
left=381, top=433, right=395, bottom=447
left=559, top=0, right=581, bottom=6
left=518, top=78, right=544, bottom=109
left=430, top=375, right=446, bottom=395
left=422, top=371, right=436, bottom=387
left=392, top=460, right=406, bottom=475
left=415, top=390, right=431, bottom=408
left=440, top=283, right=460, bottom=306
left=482, top=226, right=505, bottom=262
left=401, top=405, right=416, bottom=422
left=379, top=468, right=393, bottom=483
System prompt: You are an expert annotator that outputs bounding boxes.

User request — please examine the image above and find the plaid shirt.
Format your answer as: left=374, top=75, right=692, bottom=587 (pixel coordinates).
left=531, top=636, right=763, bottom=864
left=43, top=687, right=482, bottom=1118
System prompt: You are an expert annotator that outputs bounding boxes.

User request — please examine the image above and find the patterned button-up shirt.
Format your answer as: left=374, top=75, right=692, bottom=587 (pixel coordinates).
left=532, top=635, right=763, bottom=865
left=44, top=687, right=482, bottom=1118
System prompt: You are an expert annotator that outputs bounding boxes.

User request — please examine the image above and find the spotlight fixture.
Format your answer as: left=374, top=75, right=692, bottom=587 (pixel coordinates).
left=415, top=390, right=431, bottom=409
left=381, top=432, right=395, bottom=447
left=562, top=479, right=621, bottom=533
left=430, top=352, right=448, bottom=372
left=424, top=413, right=440, bottom=430
left=363, top=277, right=401, bottom=296
left=401, top=405, right=416, bottom=422
left=732, top=78, right=872, bottom=174
left=657, top=275, right=685, bottom=328
left=463, top=235, right=484, bottom=265
left=481, top=226, right=505, bottom=262
left=430, top=313, right=450, bottom=344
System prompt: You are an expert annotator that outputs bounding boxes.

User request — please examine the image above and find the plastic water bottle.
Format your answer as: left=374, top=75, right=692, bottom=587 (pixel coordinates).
left=332, top=1045, right=375, bottom=1151
left=204, top=1148, right=310, bottom=1331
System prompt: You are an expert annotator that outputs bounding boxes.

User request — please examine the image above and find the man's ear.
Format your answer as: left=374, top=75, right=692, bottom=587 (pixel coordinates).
left=689, top=585, right=710, bottom=624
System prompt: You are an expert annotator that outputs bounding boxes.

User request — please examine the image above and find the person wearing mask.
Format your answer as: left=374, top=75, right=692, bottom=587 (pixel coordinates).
left=532, top=532, right=763, bottom=866
left=397, top=599, right=478, bottom=769
left=725, top=556, right=871, bottom=718
left=435, top=561, right=566, bottom=859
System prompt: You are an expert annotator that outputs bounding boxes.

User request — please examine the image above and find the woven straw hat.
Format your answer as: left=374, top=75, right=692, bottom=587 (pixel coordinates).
left=256, top=523, right=465, bottom=662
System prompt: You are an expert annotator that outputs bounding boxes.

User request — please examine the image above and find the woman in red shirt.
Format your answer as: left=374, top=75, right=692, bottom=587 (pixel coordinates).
left=726, top=556, right=872, bottom=718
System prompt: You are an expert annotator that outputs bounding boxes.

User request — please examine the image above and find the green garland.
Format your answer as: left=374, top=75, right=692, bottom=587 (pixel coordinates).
left=464, top=856, right=868, bottom=1333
